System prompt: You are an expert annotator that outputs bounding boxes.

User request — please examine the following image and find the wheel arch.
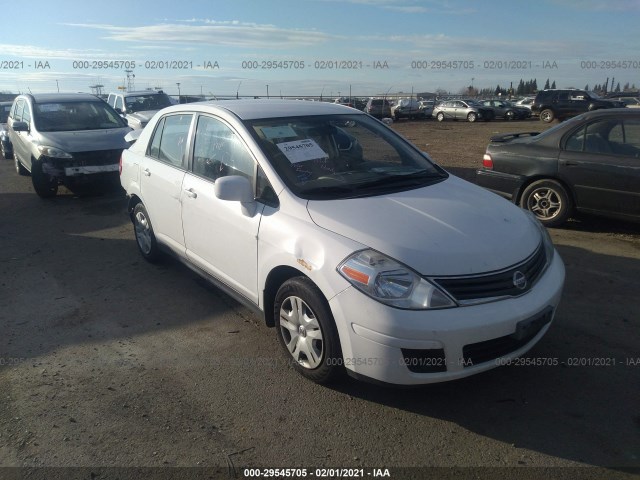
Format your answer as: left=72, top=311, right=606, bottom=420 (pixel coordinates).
left=127, top=194, right=143, bottom=222
left=262, top=265, right=315, bottom=327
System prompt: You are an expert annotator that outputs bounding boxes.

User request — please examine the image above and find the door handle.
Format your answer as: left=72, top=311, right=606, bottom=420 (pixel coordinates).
left=564, top=161, right=579, bottom=166
left=143, top=168, right=151, bottom=176
left=184, top=188, right=197, bottom=198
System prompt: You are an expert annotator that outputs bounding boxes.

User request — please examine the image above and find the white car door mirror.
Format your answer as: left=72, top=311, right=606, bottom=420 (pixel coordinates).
left=214, top=175, right=257, bottom=216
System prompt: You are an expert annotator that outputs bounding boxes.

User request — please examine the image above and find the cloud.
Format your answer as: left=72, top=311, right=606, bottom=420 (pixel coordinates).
left=551, top=0, right=640, bottom=11
left=0, top=44, right=117, bottom=60
left=65, top=21, right=336, bottom=49
left=312, top=0, right=475, bottom=14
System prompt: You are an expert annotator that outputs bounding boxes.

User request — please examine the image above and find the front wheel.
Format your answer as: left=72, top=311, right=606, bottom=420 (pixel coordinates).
left=31, top=159, right=58, bottom=198
left=133, top=203, right=162, bottom=262
left=15, top=156, right=28, bottom=176
left=275, top=277, right=343, bottom=384
left=2, top=143, right=12, bottom=160
left=505, top=110, right=515, bottom=121
left=520, top=179, right=572, bottom=227
left=436, top=112, right=445, bottom=122
left=467, top=112, right=477, bottom=122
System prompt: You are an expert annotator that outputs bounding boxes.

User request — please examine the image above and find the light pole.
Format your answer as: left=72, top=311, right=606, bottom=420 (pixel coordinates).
left=236, top=81, right=242, bottom=99
left=266, top=84, right=269, bottom=98
left=176, top=82, right=181, bottom=103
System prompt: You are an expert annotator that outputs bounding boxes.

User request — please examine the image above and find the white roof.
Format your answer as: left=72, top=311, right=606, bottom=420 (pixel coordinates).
left=157, top=99, right=363, bottom=120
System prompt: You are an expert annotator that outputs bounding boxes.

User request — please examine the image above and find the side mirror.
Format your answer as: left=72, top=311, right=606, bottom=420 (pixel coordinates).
left=12, top=121, right=29, bottom=132
left=214, top=175, right=256, bottom=216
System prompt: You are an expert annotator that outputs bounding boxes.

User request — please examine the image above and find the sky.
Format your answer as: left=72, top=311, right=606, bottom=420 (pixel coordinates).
left=1, top=0, right=639, bottom=98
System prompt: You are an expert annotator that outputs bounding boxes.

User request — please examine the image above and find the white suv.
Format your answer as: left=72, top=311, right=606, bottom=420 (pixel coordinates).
left=120, top=99, right=565, bottom=385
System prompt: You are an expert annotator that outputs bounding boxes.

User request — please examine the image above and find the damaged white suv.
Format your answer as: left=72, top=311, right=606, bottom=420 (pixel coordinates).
left=120, top=99, right=565, bottom=386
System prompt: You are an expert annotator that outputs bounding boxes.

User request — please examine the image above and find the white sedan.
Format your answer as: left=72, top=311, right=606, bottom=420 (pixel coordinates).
left=120, top=99, right=565, bottom=385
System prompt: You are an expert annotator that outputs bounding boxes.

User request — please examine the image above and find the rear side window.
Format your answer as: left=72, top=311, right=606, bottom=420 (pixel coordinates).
left=147, top=114, right=192, bottom=167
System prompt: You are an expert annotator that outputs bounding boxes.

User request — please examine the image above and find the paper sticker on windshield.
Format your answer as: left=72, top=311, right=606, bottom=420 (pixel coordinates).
left=277, top=139, right=328, bottom=164
left=261, top=125, right=297, bottom=140
left=38, top=104, right=61, bottom=112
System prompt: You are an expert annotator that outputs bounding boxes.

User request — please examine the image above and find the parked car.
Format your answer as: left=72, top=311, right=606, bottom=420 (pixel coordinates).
left=391, top=98, right=427, bottom=120
left=480, top=100, right=531, bottom=120
left=418, top=100, right=435, bottom=118
left=107, top=90, right=173, bottom=129
left=531, top=89, right=625, bottom=123
left=120, top=99, right=564, bottom=386
left=8, top=93, right=131, bottom=197
left=607, top=96, right=640, bottom=108
left=1, top=101, right=13, bottom=159
left=433, top=99, right=494, bottom=122
left=364, top=98, right=392, bottom=118
left=515, top=97, right=535, bottom=110
left=477, top=108, right=640, bottom=226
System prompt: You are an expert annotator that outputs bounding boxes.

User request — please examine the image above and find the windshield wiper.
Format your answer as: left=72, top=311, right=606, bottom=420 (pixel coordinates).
left=299, top=185, right=356, bottom=196
left=355, top=169, right=443, bottom=190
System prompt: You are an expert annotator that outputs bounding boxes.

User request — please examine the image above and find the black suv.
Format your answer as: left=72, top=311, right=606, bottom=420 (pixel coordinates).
left=532, top=89, right=625, bottom=123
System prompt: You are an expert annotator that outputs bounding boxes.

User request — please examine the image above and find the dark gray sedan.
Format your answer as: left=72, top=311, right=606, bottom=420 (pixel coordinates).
left=433, top=100, right=494, bottom=122
left=476, top=108, right=640, bottom=226
left=480, top=99, right=532, bottom=120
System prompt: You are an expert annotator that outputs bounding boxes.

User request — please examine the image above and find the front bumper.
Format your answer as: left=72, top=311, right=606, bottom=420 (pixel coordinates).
left=328, top=251, right=565, bottom=385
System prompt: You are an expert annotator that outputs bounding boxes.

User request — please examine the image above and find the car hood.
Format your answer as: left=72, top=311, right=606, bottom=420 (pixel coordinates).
left=306, top=175, right=541, bottom=276
left=126, top=110, right=160, bottom=124
left=37, top=127, right=132, bottom=153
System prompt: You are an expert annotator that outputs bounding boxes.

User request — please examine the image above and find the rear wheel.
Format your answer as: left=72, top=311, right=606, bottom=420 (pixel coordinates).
left=520, top=179, right=572, bottom=227
left=436, top=112, right=445, bottom=122
left=275, top=277, right=343, bottom=384
left=31, top=159, right=58, bottom=198
left=2, top=142, right=12, bottom=160
left=540, top=109, right=555, bottom=123
left=133, top=202, right=161, bottom=262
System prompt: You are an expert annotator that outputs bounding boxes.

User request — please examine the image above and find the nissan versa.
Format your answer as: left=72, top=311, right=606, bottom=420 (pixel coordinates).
left=120, top=99, right=565, bottom=386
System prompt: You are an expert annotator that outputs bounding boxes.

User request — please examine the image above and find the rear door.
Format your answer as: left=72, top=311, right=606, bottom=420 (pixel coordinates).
left=559, top=116, right=640, bottom=218
left=139, top=113, right=193, bottom=253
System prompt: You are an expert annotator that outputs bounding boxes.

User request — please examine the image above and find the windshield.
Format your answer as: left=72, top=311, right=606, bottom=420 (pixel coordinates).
left=34, top=101, right=128, bottom=132
left=245, top=114, right=447, bottom=200
left=530, top=113, right=587, bottom=142
left=125, top=93, right=172, bottom=113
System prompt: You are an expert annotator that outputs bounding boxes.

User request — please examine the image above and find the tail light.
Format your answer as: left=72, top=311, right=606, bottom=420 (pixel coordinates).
left=482, top=154, right=494, bottom=169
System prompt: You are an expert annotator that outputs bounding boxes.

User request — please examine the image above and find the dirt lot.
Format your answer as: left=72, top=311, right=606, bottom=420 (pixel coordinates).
left=0, top=118, right=639, bottom=480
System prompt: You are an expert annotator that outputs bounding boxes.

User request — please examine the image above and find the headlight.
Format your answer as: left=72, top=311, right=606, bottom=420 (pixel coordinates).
left=337, top=249, right=456, bottom=310
left=524, top=209, right=555, bottom=263
left=37, top=145, right=72, bottom=158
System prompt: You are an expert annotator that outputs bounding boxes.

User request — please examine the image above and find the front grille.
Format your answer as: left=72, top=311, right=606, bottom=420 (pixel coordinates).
left=70, top=149, right=122, bottom=167
left=462, top=307, right=553, bottom=367
left=432, top=244, right=547, bottom=304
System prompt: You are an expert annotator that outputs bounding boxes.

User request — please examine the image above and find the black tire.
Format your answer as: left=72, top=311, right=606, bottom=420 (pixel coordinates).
left=520, top=179, right=572, bottom=227
left=14, top=156, right=28, bottom=176
left=436, top=112, right=445, bottom=122
left=540, top=109, right=555, bottom=123
left=467, top=112, right=477, bottom=123
left=132, top=202, right=162, bottom=262
left=2, top=143, right=12, bottom=160
left=31, top=159, right=58, bottom=198
left=505, top=110, right=515, bottom=121
left=274, top=277, right=343, bottom=384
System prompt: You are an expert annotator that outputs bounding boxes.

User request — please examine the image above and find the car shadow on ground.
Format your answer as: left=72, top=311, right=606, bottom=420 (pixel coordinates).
left=327, top=242, right=640, bottom=472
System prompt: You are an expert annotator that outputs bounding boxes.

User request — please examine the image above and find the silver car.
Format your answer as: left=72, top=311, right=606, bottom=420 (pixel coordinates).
left=107, top=90, right=174, bottom=129
left=433, top=99, right=495, bottom=122
left=8, top=93, right=131, bottom=197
